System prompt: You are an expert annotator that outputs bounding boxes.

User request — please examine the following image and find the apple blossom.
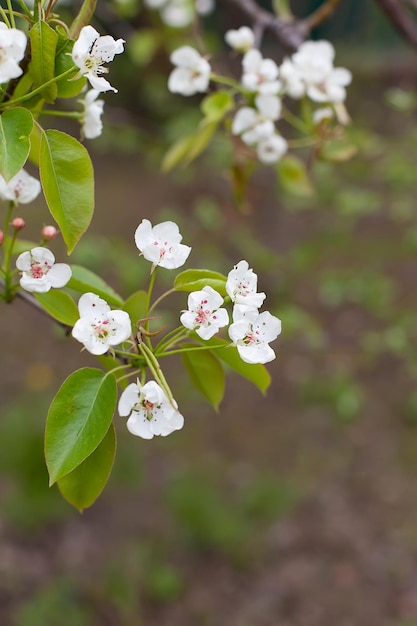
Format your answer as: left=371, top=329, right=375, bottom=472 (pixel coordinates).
left=72, top=293, right=132, bottom=355
left=16, top=247, right=72, bottom=293
left=256, top=133, right=288, bottom=164
left=81, top=89, right=105, bottom=139
left=226, top=260, right=266, bottom=308
left=72, top=25, right=125, bottom=93
left=232, top=94, right=281, bottom=146
left=180, top=285, right=229, bottom=339
left=42, top=225, right=58, bottom=240
left=168, top=46, right=211, bottom=96
left=242, top=49, right=281, bottom=95
left=225, top=26, right=255, bottom=53
left=134, top=219, right=191, bottom=269
left=229, top=307, right=282, bottom=364
left=0, top=23, right=27, bottom=84
left=0, top=169, right=41, bottom=205
left=11, top=217, right=25, bottom=230
left=280, top=40, right=351, bottom=104
left=118, top=380, right=184, bottom=439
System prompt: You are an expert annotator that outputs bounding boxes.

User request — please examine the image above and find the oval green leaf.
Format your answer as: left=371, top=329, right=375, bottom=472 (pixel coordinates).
left=199, top=337, right=271, bottom=394
left=45, top=368, right=117, bottom=485
left=201, top=91, right=233, bottom=122
left=182, top=348, right=225, bottom=410
left=174, top=269, right=227, bottom=296
left=68, top=265, right=123, bottom=307
left=123, top=290, right=148, bottom=327
left=55, top=37, right=86, bottom=98
left=29, top=20, right=59, bottom=102
left=35, top=290, right=79, bottom=326
left=0, top=108, right=33, bottom=181
left=40, top=129, right=94, bottom=254
left=57, top=423, right=116, bottom=511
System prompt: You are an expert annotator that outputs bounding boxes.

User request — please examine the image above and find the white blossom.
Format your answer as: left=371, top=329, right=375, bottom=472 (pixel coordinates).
left=232, top=94, right=281, bottom=146
left=256, top=133, right=287, bottom=164
left=118, top=380, right=184, bottom=439
left=16, top=247, right=71, bottom=293
left=242, top=49, right=281, bottom=95
left=225, top=26, right=255, bottom=53
left=196, top=0, right=215, bottom=15
left=0, top=23, right=27, bottom=84
left=168, top=45, right=211, bottom=96
left=162, top=0, right=194, bottom=27
left=0, top=169, right=41, bottom=204
left=228, top=307, right=282, bottom=364
left=280, top=40, right=351, bottom=104
left=226, top=260, right=266, bottom=308
left=134, top=219, right=191, bottom=269
left=72, top=25, right=125, bottom=93
left=72, top=293, right=132, bottom=355
left=81, top=89, right=105, bottom=139
left=180, top=285, right=229, bottom=339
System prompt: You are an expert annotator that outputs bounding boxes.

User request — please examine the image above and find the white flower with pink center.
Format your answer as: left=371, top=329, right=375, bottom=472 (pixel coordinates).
left=225, top=26, right=255, bottom=53
left=0, top=169, right=41, bottom=204
left=81, top=89, right=105, bottom=139
left=16, top=247, right=71, bottom=293
left=241, top=49, right=281, bottom=95
left=226, top=260, right=266, bottom=309
left=72, top=25, right=125, bottom=93
left=72, top=292, right=132, bottom=355
left=118, top=380, right=184, bottom=440
left=134, top=219, right=191, bottom=270
left=228, top=307, right=282, bottom=364
left=180, top=285, right=229, bottom=339
left=0, top=23, right=27, bottom=84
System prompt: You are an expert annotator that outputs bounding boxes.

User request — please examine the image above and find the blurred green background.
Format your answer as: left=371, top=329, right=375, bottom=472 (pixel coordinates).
left=2, top=1, right=417, bottom=624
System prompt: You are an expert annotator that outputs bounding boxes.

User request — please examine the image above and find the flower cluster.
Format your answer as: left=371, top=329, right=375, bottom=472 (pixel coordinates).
left=144, top=0, right=215, bottom=28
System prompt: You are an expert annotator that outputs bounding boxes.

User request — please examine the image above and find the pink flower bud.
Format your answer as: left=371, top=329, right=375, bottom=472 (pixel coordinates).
left=0, top=230, right=4, bottom=245
left=42, top=225, right=58, bottom=240
left=12, top=217, right=25, bottom=231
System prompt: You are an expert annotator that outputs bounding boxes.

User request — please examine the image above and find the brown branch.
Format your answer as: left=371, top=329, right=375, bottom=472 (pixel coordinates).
left=300, top=0, right=346, bottom=31
left=373, top=0, right=417, bottom=49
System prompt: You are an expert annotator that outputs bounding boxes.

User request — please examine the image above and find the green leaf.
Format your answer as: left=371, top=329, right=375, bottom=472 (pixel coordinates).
left=174, top=269, right=227, bottom=296
left=28, top=121, right=42, bottom=166
left=68, top=265, right=123, bottom=307
left=45, top=368, right=117, bottom=485
left=277, top=154, right=314, bottom=197
left=39, top=129, right=94, bottom=254
left=29, top=21, right=59, bottom=103
left=200, top=337, right=271, bottom=394
left=123, top=290, right=148, bottom=326
left=0, top=108, right=33, bottom=181
left=201, top=91, right=233, bottom=122
left=35, top=290, right=79, bottom=326
left=69, top=0, right=97, bottom=39
left=162, top=121, right=217, bottom=171
left=182, top=349, right=225, bottom=410
left=57, top=423, right=116, bottom=511
left=318, top=139, right=358, bottom=163
left=55, top=37, right=86, bottom=98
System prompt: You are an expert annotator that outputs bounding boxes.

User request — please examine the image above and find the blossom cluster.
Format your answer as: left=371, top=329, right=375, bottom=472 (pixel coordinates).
left=144, top=0, right=215, bottom=28
left=167, top=29, right=352, bottom=165
left=13, top=219, right=281, bottom=441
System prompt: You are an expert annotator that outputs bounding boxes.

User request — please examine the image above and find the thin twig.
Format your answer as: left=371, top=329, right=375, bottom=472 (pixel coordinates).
left=300, top=0, right=346, bottom=31
left=373, top=0, right=417, bottom=49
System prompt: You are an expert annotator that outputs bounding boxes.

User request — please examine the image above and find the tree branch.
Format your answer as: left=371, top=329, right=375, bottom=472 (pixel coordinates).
left=300, top=0, right=346, bottom=31
left=373, top=0, right=417, bottom=49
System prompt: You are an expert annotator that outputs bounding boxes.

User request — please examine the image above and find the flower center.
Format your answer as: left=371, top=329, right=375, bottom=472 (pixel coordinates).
left=91, top=317, right=116, bottom=341
left=30, top=260, right=51, bottom=279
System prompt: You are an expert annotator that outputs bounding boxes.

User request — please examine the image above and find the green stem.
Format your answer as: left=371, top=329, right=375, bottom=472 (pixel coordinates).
left=116, top=369, right=142, bottom=384
left=139, top=342, right=176, bottom=406
left=210, top=73, right=242, bottom=92
left=2, top=201, right=17, bottom=302
left=154, top=326, right=188, bottom=355
left=281, top=106, right=310, bottom=134
left=148, top=287, right=176, bottom=315
left=0, top=6, right=10, bottom=26
left=40, top=110, right=81, bottom=119
left=287, top=136, right=318, bottom=148
left=2, top=66, right=77, bottom=108
left=159, top=343, right=229, bottom=357
left=16, top=0, right=33, bottom=18
left=6, top=0, right=15, bottom=28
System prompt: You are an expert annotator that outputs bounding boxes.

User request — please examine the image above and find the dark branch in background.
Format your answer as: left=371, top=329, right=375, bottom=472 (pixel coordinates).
left=299, top=0, right=345, bottom=32
left=373, top=0, right=417, bottom=49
